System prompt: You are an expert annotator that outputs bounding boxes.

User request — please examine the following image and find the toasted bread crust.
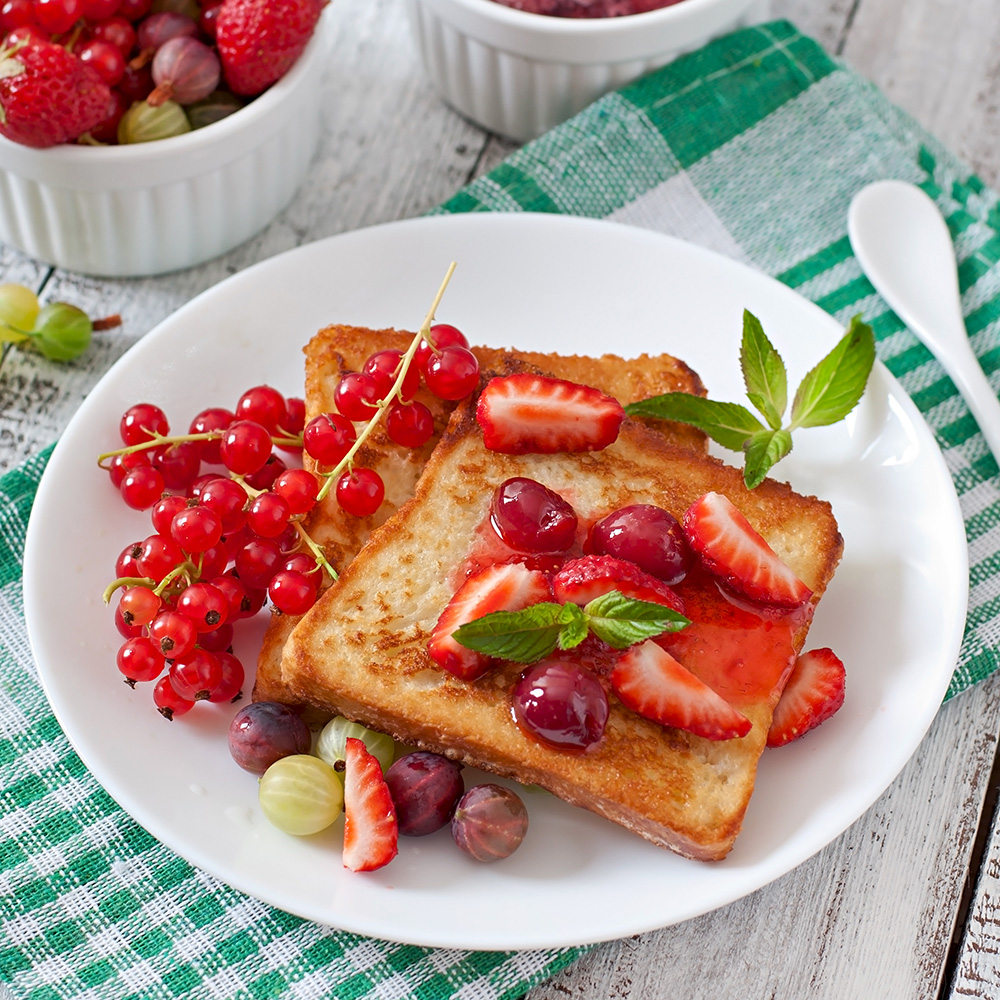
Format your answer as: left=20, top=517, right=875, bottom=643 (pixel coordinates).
left=251, top=325, right=709, bottom=705
left=281, top=382, right=842, bottom=860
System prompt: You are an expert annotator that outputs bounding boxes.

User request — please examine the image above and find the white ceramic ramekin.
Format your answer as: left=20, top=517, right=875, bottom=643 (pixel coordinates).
left=0, top=10, right=334, bottom=277
left=406, top=0, right=769, bottom=142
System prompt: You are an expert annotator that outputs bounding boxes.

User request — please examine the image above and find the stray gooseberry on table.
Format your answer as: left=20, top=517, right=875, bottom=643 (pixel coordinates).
left=100, top=314, right=480, bottom=720
left=0, top=281, right=120, bottom=361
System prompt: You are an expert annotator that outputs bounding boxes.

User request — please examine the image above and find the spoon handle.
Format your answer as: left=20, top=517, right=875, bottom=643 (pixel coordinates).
left=933, top=334, right=1000, bottom=466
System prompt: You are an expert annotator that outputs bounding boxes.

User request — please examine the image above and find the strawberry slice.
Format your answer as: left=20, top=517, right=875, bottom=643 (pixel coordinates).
left=551, top=555, right=685, bottom=614
left=682, top=491, right=812, bottom=608
left=610, top=640, right=751, bottom=741
left=767, top=647, right=846, bottom=748
left=476, top=374, right=625, bottom=455
left=428, top=562, right=551, bottom=680
left=342, top=737, right=398, bottom=872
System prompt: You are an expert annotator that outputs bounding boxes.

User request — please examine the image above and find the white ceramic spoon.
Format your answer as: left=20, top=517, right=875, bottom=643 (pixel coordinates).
left=848, top=179, right=1000, bottom=462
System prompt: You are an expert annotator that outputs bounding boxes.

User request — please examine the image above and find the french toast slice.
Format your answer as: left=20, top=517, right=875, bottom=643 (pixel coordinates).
left=281, top=373, right=843, bottom=861
left=252, top=325, right=708, bottom=705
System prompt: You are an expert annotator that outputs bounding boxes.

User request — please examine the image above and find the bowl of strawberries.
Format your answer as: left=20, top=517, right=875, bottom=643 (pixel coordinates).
left=0, top=0, right=333, bottom=276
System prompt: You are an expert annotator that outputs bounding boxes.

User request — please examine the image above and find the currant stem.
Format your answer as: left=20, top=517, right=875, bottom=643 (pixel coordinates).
left=103, top=575, right=156, bottom=604
left=291, top=521, right=338, bottom=583
left=314, top=261, right=457, bottom=503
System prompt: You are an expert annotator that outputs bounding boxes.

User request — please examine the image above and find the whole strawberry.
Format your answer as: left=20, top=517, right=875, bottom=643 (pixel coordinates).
left=216, top=0, right=325, bottom=97
left=0, top=40, right=111, bottom=148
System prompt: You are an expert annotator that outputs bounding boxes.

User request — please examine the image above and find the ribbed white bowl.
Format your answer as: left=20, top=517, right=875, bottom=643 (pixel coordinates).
left=0, top=10, right=334, bottom=277
left=407, top=0, right=769, bottom=141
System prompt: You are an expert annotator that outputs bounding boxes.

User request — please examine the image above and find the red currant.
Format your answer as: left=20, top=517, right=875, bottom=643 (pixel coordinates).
left=302, top=412, right=356, bottom=466
left=120, top=465, right=165, bottom=510
left=108, top=448, right=149, bottom=489
left=81, top=0, right=119, bottom=17
left=170, top=505, right=222, bottom=553
left=153, top=675, right=194, bottom=720
left=120, top=402, right=168, bottom=446
left=197, top=621, right=234, bottom=652
left=116, top=0, right=149, bottom=17
left=235, top=385, right=287, bottom=433
left=195, top=542, right=228, bottom=580
left=118, top=586, right=161, bottom=628
left=77, top=38, right=126, bottom=86
left=385, top=400, right=434, bottom=448
left=89, top=14, right=136, bottom=55
left=32, top=0, right=83, bottom=35
left=209, top=573, right=252, bottom=620
left=175, top=581, right=229, bottom=632
left=150, top=494, right=187, bottom=536
left=198, top=477, right=247, bottom=532
left=234, top=537, right=281, bottom=590
left=273, top=467, right=318, bottom=514
left=422, top=345, right=480, bottom=400
left=244, top=454, right=286, bottom=491
left=363, top=349, right=420, bottom=401
left=188, top=406, right=234, bottom=464
left=208, top=650, right=244, bottom=703
left=148, top=611, right=197, bottom=659
left=415, top=323, right=469, bottom=372
left=334, top=372, right=380, bottom=421
left=169, top=649, right=222, bottom=701
left=115, top=604, right=144, bottom=639
left=219, top=420, right=272, bottom=476
left=117, top=636, right=165, bottom=685
left=246, top=491, right=290, bottom=539
left=336, top=468, right=384, bottom=517
left=137, top=533, right=185, bottom=581
left=0, top=0, right=36, bottom=30
left=281, top=396, right=305, bottom=434
left=115, top=541, right=144, bottom=578
left=268, top=569, right=318, bottom=615
left=151, top=440, right=201, bottom=491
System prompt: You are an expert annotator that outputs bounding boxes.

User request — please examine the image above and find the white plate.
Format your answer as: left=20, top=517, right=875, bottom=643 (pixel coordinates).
left=24, top=214, right=968, bottom=951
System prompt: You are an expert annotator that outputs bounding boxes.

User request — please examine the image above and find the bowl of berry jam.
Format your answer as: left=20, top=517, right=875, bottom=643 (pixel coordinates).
left=405, top=0, right=769, bottom=141
left=0, top=2, right=333, bottom=277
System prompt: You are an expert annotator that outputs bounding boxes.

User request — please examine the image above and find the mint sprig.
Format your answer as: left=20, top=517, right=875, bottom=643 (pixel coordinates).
left=451, top=591, right=690, bottom=664
left=624, top=311, right=876, bottom=489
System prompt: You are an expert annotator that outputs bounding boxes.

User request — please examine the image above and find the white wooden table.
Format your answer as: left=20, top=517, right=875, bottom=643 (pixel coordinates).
left=3, top=1, right=1000, bottom=997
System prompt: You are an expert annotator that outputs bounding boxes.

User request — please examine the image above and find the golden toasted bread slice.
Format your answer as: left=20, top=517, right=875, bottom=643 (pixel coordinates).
left=251, top=325, right=708, bottom=705
left=281, top=377, right=842, bottom=861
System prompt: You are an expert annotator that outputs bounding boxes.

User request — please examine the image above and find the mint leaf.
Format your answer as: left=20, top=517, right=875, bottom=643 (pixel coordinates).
left=583, top=591, right=690, bottom=650
left=452, top=602, right=568, bottom=663
left=743, top=428, right=793, bottom=489
left=741, top=310, right=787, bottom=429
left=451, top=592, right=690, bottom=664
left=557, top=602, right=590, bottom=649
left=789, top=316, right=876, bottom=429
left=624, top=393, right=764, bottom=451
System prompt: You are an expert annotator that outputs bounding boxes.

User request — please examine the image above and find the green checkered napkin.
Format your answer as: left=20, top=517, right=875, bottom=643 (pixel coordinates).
left=3, top=18, right=999, bottom=1000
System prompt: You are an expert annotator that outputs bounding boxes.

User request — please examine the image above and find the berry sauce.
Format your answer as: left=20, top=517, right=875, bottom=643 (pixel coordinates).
left=658, top=563, right=812, bottom=709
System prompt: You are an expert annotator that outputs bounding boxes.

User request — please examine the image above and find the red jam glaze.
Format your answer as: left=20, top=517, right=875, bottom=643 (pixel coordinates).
left=659, top=563, right=812, bottom=709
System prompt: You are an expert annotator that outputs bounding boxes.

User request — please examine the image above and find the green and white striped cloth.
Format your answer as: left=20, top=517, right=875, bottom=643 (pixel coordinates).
left=3, top=18, right=999, bottom=999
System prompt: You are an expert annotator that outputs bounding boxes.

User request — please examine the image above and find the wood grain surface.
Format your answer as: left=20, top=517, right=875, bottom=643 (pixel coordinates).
left=2, top=0, right=998, bottom=997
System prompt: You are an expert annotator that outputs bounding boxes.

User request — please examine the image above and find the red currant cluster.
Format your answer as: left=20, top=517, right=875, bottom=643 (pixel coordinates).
left=103, top=320, right=479, bottom=720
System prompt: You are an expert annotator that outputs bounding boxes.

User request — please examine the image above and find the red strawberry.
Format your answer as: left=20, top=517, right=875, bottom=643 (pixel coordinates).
left=216, top=0, right=325, bottom=97
left=767, top=647, right=845, bottom=748
left=610, top=640, right=751, bottom=741
left=0, top=40, right=111, bottom=148
left=551, top=554, right=685, bottom=614
left=682, top=491, right=812, bottom=608
left=342, top=737, right=398, bottom=873
left=428, top=562, right=551, bottom=680
left=476, top=373, right=625, bottom=455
